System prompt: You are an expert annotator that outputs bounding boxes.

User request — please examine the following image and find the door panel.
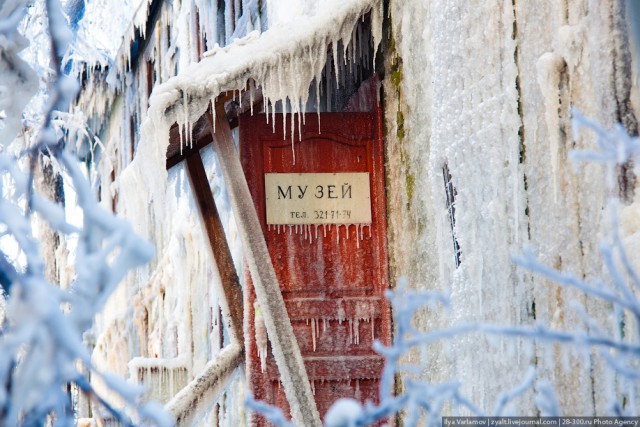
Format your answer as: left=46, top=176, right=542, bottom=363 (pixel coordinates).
left=240, top=110, right=391, bottom=425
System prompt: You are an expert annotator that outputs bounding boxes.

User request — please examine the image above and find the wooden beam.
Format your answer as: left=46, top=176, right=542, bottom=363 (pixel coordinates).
left=166, top=116, right=213, bottom=169
left=225, top=85, right=264, bottom=129
left=165, top=343, right=243, bottom=425
left=185, top=151, right=244, bottom=345
left=166, top=89, right=263, bottom=169
left=207, top=103, right=322, bottom=427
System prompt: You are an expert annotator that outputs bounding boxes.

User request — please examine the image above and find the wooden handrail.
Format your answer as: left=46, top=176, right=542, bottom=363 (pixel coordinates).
left=165, top=343, right=243, bottom=425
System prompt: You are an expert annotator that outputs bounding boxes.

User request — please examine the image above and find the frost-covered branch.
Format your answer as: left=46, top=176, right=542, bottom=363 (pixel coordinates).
left=570, top=109, right=640, bottom=167
left=246, top=395, right=295, bottom=427
left=0, top=1, right=169, bottom=426
left=248, top=280, right=553, bottom=427
left=0, top=4, right=28, bottom=34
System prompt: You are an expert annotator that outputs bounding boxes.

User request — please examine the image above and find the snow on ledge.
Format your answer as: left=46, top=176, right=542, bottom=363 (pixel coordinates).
left=149, top=0, right=383, bottom=128
left=128, top=355, right=190, bottom=377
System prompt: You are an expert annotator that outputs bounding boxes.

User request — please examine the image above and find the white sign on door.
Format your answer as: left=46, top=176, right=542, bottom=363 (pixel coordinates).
left=265, top=173, right=372, bottom=225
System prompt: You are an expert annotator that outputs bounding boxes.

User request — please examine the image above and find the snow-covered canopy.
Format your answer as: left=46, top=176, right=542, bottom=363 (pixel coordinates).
left=119, top=0, right=383, bottom=236
left=112, top=0, right=383, bottom=260
left=150, top=0, right=383, bottom=129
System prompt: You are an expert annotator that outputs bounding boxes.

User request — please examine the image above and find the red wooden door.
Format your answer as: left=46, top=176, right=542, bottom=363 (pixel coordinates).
left=240, top=109, right=391, bottom=424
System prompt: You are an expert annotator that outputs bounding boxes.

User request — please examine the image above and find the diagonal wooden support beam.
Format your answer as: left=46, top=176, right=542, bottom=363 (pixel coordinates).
left=185, top=151, right=244, bottom=345
left=207, top=102, right=322, bottom=427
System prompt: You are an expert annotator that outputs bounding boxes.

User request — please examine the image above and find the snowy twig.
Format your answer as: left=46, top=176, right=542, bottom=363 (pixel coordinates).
left=246, top=395, right=295, bottom=427
left=0, top=4, right=28, bottom=34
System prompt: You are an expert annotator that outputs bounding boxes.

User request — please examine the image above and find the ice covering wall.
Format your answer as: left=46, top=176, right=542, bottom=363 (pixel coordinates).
left=384, top=0, right=638, bottom=415
left=74, top=0, right=383, bottom=423
left=72, top=0, right=640, bottom=420
left=74, top=0, right=257, bottom=421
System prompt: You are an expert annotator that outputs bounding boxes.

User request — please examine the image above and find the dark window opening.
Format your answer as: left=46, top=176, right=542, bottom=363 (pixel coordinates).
left=110, top=169, right=118, bottom=213
left=236, top=0, right=243, bottom=21
left=443, top=164, right=461, bottom=267
left=195, top=7, right=205, bottom=59
left=146, top=59, right=157, bottom=99
left=216, top=0, right=226, bottom=44
left=130, top=114, right=137, bottom=161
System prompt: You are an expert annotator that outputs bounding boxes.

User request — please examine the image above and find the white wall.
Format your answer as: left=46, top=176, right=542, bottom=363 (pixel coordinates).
left=384, top=0, right=638, bottom=415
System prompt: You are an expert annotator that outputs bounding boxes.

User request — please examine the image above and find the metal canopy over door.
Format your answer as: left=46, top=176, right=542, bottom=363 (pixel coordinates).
left=240, top=108, right=391, bottom=423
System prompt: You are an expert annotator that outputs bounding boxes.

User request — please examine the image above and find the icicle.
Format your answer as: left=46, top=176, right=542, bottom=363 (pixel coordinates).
left=271, top=99, right=276, bottom=134
left=357, top=23, right=363, bottom=73
left=536, top=52, right=564, bottom=202
left=263, top=95, right=269, bottom=122
left=291, top=117, right=296, bottom=165
left=325, top=59, right=333, bottom=111
left=249, top=80, right=255, bottom=115
left=211, top=97, right=217, bottom=134
left=311, top=380, right=316, bottom=396
left=371, top=317, right=375, bottom=340
left=234, top=0, right=241, bottom=22
left=340, top=53, right=346, bottom=91
left=224, top=0, right=233, bottom=42
left=290, top=101, right=296, bottom=143
left=354, top=318, right=360, bottom=345
left=282, top=98, right=288, bottom=141
left=348, top=26, right=357, bottom=75
left=178, top=119, right=184, bottom=155
left=323, top=224, right=327, bottom=238
left=255, top=303, right=268, bottom=373
left=297, top=99, right=303, bottom=141
left=182, top=90, right=190, bottom=148
left=323, top=317, right=328, bottom=332
left=311, top=318, right=318, bottom=352
left=337, top=301, right=345, bottom=325
left=355, top=379, right=361, bottom=400
left=315, top=76, right=322, bottom=131
left=332, top=42, right=339, bottom=87
left=348, top=318, right=353, bottom=344
left=370, top=0, right=383, bottom=66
